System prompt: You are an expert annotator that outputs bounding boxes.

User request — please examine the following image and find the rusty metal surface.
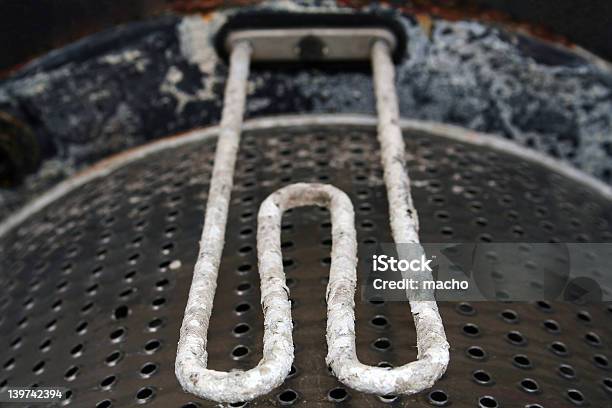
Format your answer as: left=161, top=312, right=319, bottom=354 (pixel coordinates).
left=1, top=123, right=612, bottom=407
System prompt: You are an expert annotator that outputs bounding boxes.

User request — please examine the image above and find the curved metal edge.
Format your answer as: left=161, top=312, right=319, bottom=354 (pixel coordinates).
left=2, top=114, right=611, bottom=239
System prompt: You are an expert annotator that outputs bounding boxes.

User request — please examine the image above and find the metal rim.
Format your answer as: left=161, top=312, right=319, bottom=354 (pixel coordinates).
left=2, top=114, right=611, bottom=239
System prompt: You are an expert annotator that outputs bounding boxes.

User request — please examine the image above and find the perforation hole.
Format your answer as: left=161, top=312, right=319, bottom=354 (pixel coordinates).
left=370, top=315, right=389, bottom=329
left=148, top=318, right=163, bottom=331
left=427, top=389, right=449, bottom=406
left=577, top=311, right=592, bottom=323
left=566, top=389, right=585, bottom=405
left=233, top=323, right=251, bottom=337
left=105, top=350, right=123, bottom=366
left=231, top=345, right=250, bottom=360
left=155, top=279, right=170, bottom=290
left=500, top=309, right=518, bottom=323
left=550, top=341, right=569, bottom=356
left=512, top=354, right=532, bottom=369
left=462, top=323, right=480, bottom=337
left=448, top=300, right=472, bottom=316
left=52, top=299, right=62, bottom=311
left=144, top=339, right=161, bottom=354
left=478, top=396, right=498, bottom=408
left=519, top=378, right=539, bottom=393
left=378, top=394, right=398, bottom=403
left=535, top=300, right=552, bottom=312
left=75, top=321, right=88, bottom=334
left=64, top=365, right=79, bottom=381
left=585, top=332, right=602, bottom=347
left=327, top=387, right=348, bottom=402
left=467, top=346, right=487, bottom=360
left=543, top=319, right=560, bottom=333
left=277, top=389, right=298, bottom=405
left=140, top=362, right=157, bottom=378
left=472, top=370, right=493, bottom=385
left=237, top=264, right=252, bottom=274
left=96, top=400, right=112, bottom=408
left=287, top=364, right=297, bottom=379
left=100, top=375, right=116, bottom=390
left=235, top=302, right=251, bottom=314
left=32, top=360, right=45, bottom=374
left=602, top=377, right=612, bottom=393
left=372, top=338, right=392, bottom=351
left=506, top=331, right=527, bottom=346
left=558, top=364, right=576, bottom=379
left=113, top=305, right=129, bottom=320
left=44, top=318, right=56, bottom=331
left=39, top=338, right=52, bottom=352
left=136, top=387, right=154, bottom=403
left=236, top=282, right=252, bottom=294
left=151, top=297, right=166, bottom=308
left=593, top=354, right=609, bottom=369
left=109, top=327, right=126, bottom=342
left=70, top=344, right=83, bottom=357
left=9, top=337, right=21, bottom=349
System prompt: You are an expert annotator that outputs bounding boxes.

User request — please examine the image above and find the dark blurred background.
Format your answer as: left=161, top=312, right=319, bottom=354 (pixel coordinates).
left=1, top=0, right=612, bottom=75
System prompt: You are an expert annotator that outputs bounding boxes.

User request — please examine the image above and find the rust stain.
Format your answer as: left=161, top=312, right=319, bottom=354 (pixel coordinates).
left=201, top=12, right=216, bottom=21
left=172, top=0, right=256, bottom=14
left=414, top=13, right=434, bottom=38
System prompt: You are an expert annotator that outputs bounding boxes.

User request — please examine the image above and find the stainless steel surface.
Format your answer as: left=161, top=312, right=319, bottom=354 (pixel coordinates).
left=1, top=120, right=612, bottom=407
left=226, top=29, right=396, bottom=62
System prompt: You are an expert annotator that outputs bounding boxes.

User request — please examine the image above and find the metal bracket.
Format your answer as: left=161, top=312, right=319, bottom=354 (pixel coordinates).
left=226, top=28, right=396, bottom=62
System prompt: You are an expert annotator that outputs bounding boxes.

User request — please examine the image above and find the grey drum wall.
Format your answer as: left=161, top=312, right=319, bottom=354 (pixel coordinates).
left=2, top=3, right=612, bottom=220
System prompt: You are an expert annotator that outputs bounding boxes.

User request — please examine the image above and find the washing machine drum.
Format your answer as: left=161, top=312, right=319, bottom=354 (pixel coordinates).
left=1, top=117, right=612, bottom=407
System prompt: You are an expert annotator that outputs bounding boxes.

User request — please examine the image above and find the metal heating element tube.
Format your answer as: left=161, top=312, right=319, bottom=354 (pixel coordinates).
left=175, top=36, right=449, bottom=403
left=175, top=41, right=290, bottom=403
left=324, top=40, right=449, bottom=395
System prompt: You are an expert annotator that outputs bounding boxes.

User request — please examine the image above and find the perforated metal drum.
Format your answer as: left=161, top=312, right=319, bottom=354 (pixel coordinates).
left=1, top=117, right=612, bottom=407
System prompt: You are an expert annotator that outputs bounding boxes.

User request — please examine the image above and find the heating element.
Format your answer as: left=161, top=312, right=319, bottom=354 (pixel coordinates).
left=175, top=27, right=448, bottom=403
